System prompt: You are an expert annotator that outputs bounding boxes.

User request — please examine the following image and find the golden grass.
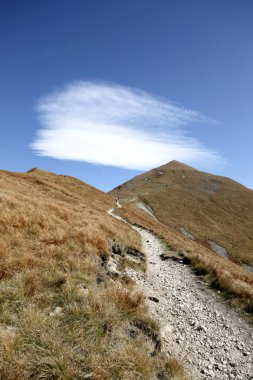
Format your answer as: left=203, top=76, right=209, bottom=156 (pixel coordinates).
left=0, top=169, right=141, bottom=279
left=0, top=168, right=185, bottom=379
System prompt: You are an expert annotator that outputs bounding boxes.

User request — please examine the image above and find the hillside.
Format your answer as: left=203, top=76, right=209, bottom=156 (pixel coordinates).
left=0, top=168, right=183, bottom=379
left=110, top=161, right=253, bottom=268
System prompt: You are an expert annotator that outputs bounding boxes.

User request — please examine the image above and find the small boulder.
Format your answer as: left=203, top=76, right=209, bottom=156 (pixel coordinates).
left=148, top=296, right=159, bottom=303
left=49, top=306, right=63, bottom=317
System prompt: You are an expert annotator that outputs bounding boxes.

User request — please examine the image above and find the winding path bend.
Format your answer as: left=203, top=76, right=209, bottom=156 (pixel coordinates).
left=108, top=208, right=253, bottom=380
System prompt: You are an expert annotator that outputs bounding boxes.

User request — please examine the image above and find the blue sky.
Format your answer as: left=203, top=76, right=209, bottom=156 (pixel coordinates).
left=1, top=0, right=253, bottom=191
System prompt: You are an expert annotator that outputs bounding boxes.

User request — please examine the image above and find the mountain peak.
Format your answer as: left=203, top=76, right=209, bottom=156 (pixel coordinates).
left=159, top=160, right=197, bottom=171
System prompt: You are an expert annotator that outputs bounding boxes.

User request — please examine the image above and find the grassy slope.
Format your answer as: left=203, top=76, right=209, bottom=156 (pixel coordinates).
left=0, top=169, right=185, bottom=380
left=110, top=161, right=253, bottom=267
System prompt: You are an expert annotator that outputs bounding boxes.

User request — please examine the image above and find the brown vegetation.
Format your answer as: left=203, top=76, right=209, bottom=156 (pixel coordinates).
left=0, top=168, right=184, bottom=379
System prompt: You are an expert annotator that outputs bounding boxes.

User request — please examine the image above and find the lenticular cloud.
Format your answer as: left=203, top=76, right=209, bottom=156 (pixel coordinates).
left=31, top=81, right=221, bottom=170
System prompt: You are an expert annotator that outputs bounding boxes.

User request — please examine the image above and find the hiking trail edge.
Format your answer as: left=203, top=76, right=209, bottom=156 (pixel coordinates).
left=108, top=208, right=253, bottom=380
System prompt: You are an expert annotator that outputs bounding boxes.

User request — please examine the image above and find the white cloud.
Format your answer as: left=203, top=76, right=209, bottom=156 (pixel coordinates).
left=31, top=81, right=222, bottom=170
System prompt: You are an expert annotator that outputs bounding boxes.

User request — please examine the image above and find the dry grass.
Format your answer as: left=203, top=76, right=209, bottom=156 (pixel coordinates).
left=116, top=203, right=253, bottom=317
left=0, top=168, right=185, bottom=379
left=111, top=160, right=253, bottom=267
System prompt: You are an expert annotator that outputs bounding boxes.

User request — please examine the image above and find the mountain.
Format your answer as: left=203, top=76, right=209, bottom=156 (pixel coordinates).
left=1, top=166, right=252, bottom=378
left=110, top=161, right=253, bottom=268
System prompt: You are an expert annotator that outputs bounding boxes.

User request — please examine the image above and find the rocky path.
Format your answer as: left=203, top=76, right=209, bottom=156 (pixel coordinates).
left=108, top=209, right=253, bottom=379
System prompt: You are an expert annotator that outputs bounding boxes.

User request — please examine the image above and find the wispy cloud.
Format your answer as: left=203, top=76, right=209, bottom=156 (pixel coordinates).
left=31, top=81, right=222, bottom=170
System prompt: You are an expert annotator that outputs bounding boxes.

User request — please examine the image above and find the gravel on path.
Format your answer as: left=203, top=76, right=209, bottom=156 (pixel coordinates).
left=108, top=209, right=253, bottom=380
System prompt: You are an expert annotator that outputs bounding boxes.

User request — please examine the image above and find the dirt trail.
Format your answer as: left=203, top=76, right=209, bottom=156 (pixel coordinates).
left=108, top=208, right=253, bottom=380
